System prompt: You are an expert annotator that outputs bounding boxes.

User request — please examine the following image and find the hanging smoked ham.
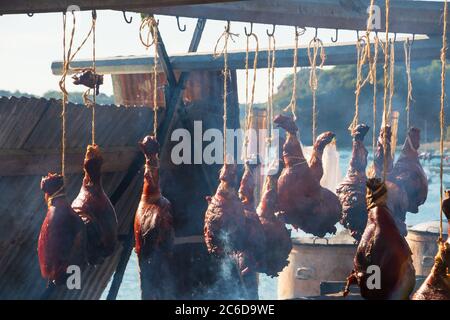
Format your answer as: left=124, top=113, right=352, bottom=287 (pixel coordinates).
left=72, top=145, right=118, bottom=265
left=412, top=190, right=450, bottom=300
left=274, top=114, right=341, bottom=237
left=238, top=160, right=266, bottom=271
left=336, top=124, right=370, bottom=242
left=344, top=178, right=415, bottom=300
left=257, top=159, right=292, bottom=277
left=38, top=173, right=86, bottom=285
left=372, top=125, right=408, bottom=236
left=391, top=127, right=428, bottom=214
left=134, top=135, right=175, bottom=300
left=204, top=163, right=246, bottom=256
left=235, top=160, right=266, bottom=299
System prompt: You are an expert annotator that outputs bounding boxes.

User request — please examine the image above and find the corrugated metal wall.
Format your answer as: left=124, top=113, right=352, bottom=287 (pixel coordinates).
left=0, top=96, right=153, bottom=299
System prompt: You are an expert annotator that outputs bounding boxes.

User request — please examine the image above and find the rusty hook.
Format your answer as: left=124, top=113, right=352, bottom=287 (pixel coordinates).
left=122, top=11, right=132, bottom=24
left=176, top=16, right=186, bottom=32
left=244, top=22, right=253, bottom=36
left=331, top=29, right=339, bottom=43
left=266, top=24, right=276, bottom=37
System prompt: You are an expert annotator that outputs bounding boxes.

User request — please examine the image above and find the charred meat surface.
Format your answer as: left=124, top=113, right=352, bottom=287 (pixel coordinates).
left=72, top=145, right=118, bottom=265
left=275, top=115, right=341, bottom=237
left=412, top=190, right=450, bottom=300
left=344, top=178, right=415, bottom=300
left=134, top=135, right=175, bottom=300
left=257, top=160, right=292, bottom=277
left=391, top=127, right=428, bottom=214
left=337, top=124, right=370, bottom=242
left=38, top=173, right=86, bottom=285
left=204, top=163, right=246, bottom=256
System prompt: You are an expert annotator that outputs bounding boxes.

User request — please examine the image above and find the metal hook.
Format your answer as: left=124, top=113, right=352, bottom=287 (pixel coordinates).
left=27, top=13, right=34, bottom=17
left=331, top=29, right=339, bottom=43
left=92, top=10, right=97, bottom=20
left=266, top=24, right=276, bottom=37
left=314, top=27, right=318, bottom=40
left=356, top=30, right=360, bottom=42
left=176, top=16, right=186, bottom=32
left=393, top=33, right=397, bottom=42
left=122, top=11, right=132, bottom=24
left=244, top=22, right=253, bottom=36
left=411, top=33, right=416, bottom=46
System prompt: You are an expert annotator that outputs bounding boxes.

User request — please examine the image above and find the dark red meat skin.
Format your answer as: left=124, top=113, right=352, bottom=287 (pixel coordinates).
left=274, top=115, right=341, bottom=237
left=238, top=161, right=266, bottom=272
left=234, top=161, right=266, bottom=299
left=337, top=124, right=369, bottom=242
left=372, top=126, right=409, bottom=236
left=72, top=145, right=118, bottom=265
left=38, top=173, right=86, bottom=286
left=204, top=163, right=246, bottom=256
left=344, top=179, right=415, bottom=300
left=134, top=135, right=175, bottom=300
left=412, top=191, right=450, bottom=300
left=391, top=127, right=428, bottom=214
left=257, top=160, right=292, bottom=277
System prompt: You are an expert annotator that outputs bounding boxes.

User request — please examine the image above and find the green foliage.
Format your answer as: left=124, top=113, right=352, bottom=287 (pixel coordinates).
left=0, top=90, right=115, bottom=105
left=261, top=61, right=450, bottom=146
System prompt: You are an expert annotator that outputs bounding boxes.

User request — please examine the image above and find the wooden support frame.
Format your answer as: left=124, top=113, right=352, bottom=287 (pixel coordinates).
left=52, top=36, right=440, bottom=75
left=106, top=18, right=207, bottom=301
left=0, top=0, right=243, bottom=15
left=145, top=0, right=448, bottom=35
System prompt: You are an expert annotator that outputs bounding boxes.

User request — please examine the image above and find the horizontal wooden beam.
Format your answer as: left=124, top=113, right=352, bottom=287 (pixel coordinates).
left=0, top=147, right=139, bottom=176
left=51, top=36, right=441, bottom=75
left=0, top=0, right=243, bottom=15
left=145, top=0, right=446, bottom=35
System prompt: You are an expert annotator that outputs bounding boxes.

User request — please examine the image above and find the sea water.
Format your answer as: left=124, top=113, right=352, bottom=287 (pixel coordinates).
left=101, top=149, right=447, bottom=300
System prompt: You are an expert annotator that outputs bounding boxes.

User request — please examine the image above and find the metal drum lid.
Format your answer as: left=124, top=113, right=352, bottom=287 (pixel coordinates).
left=408, top=220, right=448, bottom=235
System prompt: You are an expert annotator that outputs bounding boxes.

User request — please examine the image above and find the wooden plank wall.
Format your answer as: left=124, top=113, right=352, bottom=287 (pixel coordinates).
left=0, top=96, right=152, bottom=299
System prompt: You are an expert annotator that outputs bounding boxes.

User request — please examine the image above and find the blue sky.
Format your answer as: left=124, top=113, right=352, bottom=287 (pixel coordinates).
left=0, top=9, right=417, bottom=103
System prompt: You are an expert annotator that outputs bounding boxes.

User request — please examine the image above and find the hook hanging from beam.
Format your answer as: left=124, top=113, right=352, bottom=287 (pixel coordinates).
left=266, top=24, right=276, bottom=37
left=122, top=11, right=132, bottom=24
left=244, top=22, right=253, bottom=36
left=176, top=16, right=186, bottom=32
left=411, top=33, right=416, bottom=46
left=331, top=29, right=339, bottom=43
left=314, top=27, right=318, bottom=40
left=27, top=13, right=34, bottom=17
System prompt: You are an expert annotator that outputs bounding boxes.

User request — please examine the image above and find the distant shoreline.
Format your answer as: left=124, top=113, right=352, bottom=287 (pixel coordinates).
left=420, top=141, right=450, bottom=152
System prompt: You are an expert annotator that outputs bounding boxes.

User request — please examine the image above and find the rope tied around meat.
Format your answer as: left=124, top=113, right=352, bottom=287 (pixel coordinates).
left=213, top=22, right=238, bottom=163
left=266, top=34, right=276, bottom=148
left=307, top=36, right=325, bottom=143
left=439, top=0, right=448, bottom=241
left=244, top=31, right=259, bottom=161
left=46, top=185, right=66, bottom=207
left=366, top=178, right=388, bottom=210
left=283, top=27, right=306, bottom=121
left=140, top=16, right=160, bottom=138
